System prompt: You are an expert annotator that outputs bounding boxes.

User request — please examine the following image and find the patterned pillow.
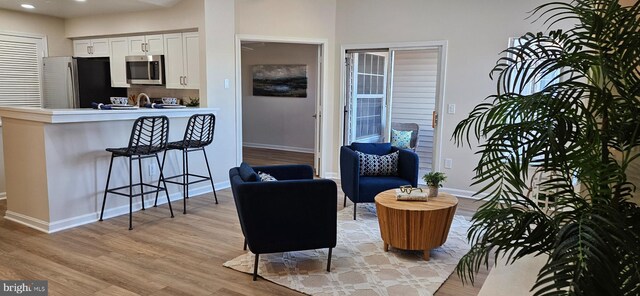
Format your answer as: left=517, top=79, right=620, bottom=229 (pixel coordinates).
left=356, top=151, right=399, bottom=176
left=257, top=171, right=278, bottom=182
left=391, top=129, right=412, bottom=149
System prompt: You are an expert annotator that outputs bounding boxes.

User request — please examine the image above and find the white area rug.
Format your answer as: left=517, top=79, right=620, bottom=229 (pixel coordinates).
left=223, top=204, right=471, bottom=296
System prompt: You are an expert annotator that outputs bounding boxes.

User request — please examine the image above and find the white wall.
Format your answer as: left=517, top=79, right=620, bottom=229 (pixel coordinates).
left=235, top=0, right=337, bottom=173
left=334, top=0, right=560, bottom=196
left=0, top=9, right=71, bottom=56
left=64, top=0, right=203, bottom=38
left=241, top=43, right=318, bottom=152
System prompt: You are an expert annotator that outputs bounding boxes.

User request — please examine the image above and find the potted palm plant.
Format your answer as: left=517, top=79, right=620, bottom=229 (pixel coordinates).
left=422, top=172, right=446, bottom=197
left=452, top=0, right=640, bottom=295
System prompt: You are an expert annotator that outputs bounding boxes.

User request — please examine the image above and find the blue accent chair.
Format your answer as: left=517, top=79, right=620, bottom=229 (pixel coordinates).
left=340, top=142, right=419, bottom=220
left=229, top=163, right=337, bottom=281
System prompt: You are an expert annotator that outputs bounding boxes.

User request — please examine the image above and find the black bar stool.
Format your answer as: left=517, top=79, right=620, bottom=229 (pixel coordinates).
left=155, top=113, right=218, bottom=214
left=99, top=116, right=174, bottom=230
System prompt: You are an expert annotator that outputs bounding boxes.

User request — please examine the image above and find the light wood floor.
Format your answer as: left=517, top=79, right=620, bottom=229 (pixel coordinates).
left=0, top=149, right=491, bottom=296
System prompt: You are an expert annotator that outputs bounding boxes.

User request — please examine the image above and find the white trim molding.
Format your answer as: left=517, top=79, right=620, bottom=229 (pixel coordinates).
left=441, top=187, right=488, bottom=200
left=243, top=143, right=314, bottom=154
left=0, top=192, right=6, bottom=200
left=235, top=34, right=331, bottom=178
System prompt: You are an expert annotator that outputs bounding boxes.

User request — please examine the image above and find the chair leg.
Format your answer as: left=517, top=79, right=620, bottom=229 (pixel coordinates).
left=138, top=157, right=145, bottom=211
left=128, top=157, right=133, bottom=230
left=182, top=149, right=188, bottom=214
left=154, top=150, right=167, bottom=207
left=343, top=195, right=347, bottom=207
left=99, top=155, right=115, bottom=221
left=243, top=239, right=247, bottom=251
left=155, top=153, right=174, bottom=218
left=202, top=148, right=218, bottom=204
left=353, top=203, right=357, bottom=220
left=253, top=253, right=259, bottom=281
left=327, top=248, right=333, bottom=272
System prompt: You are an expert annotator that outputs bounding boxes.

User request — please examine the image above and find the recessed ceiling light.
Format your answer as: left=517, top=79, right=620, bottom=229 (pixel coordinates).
left=75, top=0, right=86, bottom=2
left=21, top=4, right=35, bottom=9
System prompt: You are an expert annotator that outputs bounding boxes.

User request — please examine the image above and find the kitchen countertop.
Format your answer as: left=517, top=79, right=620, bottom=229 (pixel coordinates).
left=0, top=106, right=219, bottom=124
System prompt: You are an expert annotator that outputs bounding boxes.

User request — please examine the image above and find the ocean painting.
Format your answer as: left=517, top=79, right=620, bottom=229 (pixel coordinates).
left=252, top=64, right=307, bottom=97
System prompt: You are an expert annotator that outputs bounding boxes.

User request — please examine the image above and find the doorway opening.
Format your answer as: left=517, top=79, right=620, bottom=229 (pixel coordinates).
left=342, top=44, right=447, bottom=179
left=238, top=41, right=323, bottom=173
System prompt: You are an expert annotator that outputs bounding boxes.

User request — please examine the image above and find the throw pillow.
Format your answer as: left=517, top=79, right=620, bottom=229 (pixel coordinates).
left=356, top=150, right=399, bottom=176
left=391, top=129, right=412, bottom=149
left=239, top=162, right=259, bottom=182
left=257, top=171, right=278, bottom=182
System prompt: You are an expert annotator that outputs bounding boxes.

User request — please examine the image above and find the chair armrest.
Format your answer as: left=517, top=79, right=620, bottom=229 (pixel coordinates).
left=393, top=147, right=419, bottom=187
left=235, top=179, right=338, bottom=254
left=252, top=164, right=314, bottom=180
left=340, top=146, right=360, bottom=201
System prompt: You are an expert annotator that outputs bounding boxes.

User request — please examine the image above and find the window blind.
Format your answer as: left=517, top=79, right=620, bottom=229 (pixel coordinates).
left=0, top=34, right=44, bottom=107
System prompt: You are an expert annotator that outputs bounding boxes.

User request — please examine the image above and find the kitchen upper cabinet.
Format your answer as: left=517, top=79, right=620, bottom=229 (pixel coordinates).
left=109, top=38, right=130, bottom=88
left=128, top=34, right=164, bottom=55
left=73, top=38, right=109, bottom=57
left=164, top=32, right=199, bottom=90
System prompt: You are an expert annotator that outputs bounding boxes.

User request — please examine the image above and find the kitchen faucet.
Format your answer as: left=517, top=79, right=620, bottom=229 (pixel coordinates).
left=136, top=93, right=150, bottom=106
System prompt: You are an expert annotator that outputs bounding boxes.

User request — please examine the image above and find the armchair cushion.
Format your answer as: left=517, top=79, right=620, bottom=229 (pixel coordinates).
left=239, top=162, right=259, bottom=182
left=357, top=150, right=399, bottom=176
left=358, top=176, right=413, bottom=202
left=351, top=142, right=392, bottom=155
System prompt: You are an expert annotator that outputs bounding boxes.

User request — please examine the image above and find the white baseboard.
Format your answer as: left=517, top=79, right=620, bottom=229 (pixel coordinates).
left=3, top=180, right=231, bottom=234
left=0, top=192, right=6, bottom=200
left=325, top=172, right=339, bottom=179
left=4, top=211, right=50, bottom=233
left=243, top=142, right=314, bottom=154
left=440, top=187, right=487, bottom=200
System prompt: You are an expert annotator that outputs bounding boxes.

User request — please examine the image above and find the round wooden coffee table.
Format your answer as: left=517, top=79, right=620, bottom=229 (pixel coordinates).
left=374, top=189, right=458, bottom=260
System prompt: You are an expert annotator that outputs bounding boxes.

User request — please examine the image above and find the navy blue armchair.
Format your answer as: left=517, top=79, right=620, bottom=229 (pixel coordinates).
left=229, top=163, right=337, bottom=281
left=340, top=142, right=419, bottom=219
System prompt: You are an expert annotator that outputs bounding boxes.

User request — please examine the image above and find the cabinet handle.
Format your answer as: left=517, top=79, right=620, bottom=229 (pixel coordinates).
left=183, top=76, right=187, bottom=86
left=144, top=43, right=148, bottom=52
left=87, top=46, right=91, bottom=55
left=141, top=43, right=145, bottom=53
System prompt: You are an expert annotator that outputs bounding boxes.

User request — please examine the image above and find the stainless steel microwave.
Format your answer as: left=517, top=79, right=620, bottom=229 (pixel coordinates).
left=125, top=55, right=164, bottom=85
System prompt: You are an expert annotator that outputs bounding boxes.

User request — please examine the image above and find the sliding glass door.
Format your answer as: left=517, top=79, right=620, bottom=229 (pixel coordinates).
left=343, top=46, right=444, bottom=176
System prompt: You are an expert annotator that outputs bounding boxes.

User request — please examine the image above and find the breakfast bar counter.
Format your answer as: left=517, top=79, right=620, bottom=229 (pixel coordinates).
left=0, top=106, right=219, bottom=233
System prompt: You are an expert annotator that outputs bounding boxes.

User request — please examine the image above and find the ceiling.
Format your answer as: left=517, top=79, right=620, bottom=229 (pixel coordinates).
left=0, top=0, right=182, bottom=18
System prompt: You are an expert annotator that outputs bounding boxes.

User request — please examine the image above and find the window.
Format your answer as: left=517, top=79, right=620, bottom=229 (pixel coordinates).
left=0, top=32, right=45, bottom=107
left=508, top=37, right=560, bottom=95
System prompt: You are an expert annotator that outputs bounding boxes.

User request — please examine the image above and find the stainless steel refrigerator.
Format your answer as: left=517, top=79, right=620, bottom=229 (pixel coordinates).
left=42, top=57, right=127, bottom=108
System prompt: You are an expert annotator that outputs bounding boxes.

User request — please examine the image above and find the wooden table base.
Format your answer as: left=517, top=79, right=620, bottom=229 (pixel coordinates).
left=375, top=190, right=458, bottom=261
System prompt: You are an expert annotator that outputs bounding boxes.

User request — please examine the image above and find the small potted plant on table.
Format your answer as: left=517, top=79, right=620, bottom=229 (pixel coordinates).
left=422, top=172, right=447, bottom=197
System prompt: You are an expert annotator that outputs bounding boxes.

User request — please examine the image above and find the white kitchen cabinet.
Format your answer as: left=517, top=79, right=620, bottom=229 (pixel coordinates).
left=109, top=38, right=130, bottom=88
left=128, top=34, right=164, bottom=55
left=73, top=38, right=109, bottom=57
left=164, top=32, right=199, bottom=90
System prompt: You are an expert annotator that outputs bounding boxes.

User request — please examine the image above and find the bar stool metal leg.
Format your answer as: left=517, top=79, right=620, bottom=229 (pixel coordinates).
left=155, top=154, right=174, bottom=218
left=202, top=149, right=218, bottom=204
left=129, top=157, right=134, bottom=230
left=138, top=157, right=145, bottom=211
left=99, top=155, right=115, bottom=221
left=154, top=150, right=168, bottom=207
left=182, top=149, right=188, bottom=214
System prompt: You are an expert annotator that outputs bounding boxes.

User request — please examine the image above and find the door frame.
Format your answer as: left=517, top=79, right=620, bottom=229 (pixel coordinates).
left=235, top=34, right=329, bottom=176
left=339, top=41, right=448, bottom=172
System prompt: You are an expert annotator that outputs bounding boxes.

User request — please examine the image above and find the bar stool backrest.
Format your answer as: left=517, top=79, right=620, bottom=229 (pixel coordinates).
left=126, top=116, right=169, bottom=155
left=181, top=113, right=216, bottom=148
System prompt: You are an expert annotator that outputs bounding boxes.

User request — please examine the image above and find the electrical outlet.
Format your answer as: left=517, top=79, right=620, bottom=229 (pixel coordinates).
left=148, top=163, right=156, bottom=176
left=447, top=104, right=456, bottom=114
left=444, top=158, right=453, bottom=169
